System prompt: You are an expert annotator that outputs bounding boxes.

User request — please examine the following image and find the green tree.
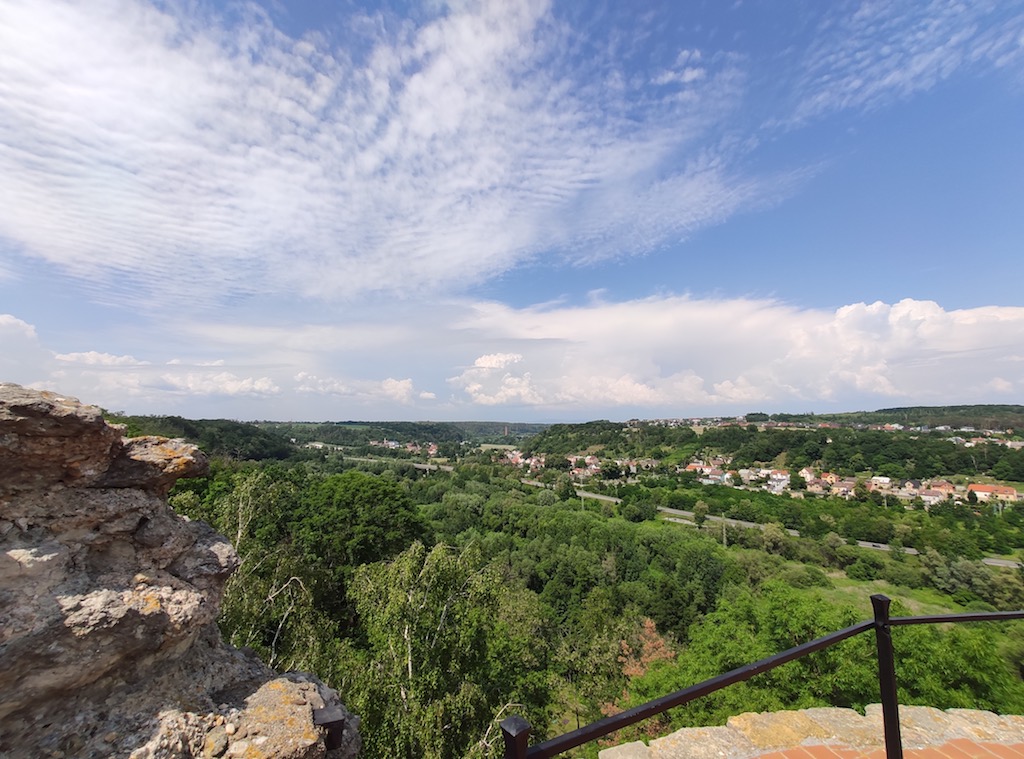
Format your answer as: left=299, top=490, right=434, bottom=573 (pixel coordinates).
left=293, top=470, right=426, bottom=612
left=621, top=582, right=1024, bottom=732
left=761, top=523, right=789, bottom=555
left=693, top=500, right=709, bottom=527
left=555, top=475, right=578, bottom=502
left=345, top=542, right=549, bottom=758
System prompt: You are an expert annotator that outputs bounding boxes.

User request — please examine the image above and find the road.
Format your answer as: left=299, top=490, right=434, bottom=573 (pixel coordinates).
left=519, top=481, right=1021, bottom=568
left=344, top=455, right=454, bottom=472
left=658, top=506, right=800, bottom=536
left=658, top=507, right=1022, bottom=566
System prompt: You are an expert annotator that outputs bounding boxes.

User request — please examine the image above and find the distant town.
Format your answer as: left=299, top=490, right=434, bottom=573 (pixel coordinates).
left=303, top=412, right=1024, bottom=506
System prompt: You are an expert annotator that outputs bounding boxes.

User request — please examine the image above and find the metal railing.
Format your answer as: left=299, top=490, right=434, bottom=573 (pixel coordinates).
left=501, top=595, right=1024, bottom=759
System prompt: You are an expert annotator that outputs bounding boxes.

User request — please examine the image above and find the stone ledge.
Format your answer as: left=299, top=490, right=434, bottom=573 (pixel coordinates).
left=598, top=706, right=1024, bottom=759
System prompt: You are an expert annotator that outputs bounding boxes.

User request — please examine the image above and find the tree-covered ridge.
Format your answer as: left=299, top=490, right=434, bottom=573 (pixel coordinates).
left=522, top=421, right=700, bottom=460
left=719, top=426, right=1024, bottom=480
left=748, top=405, right=1024, bottom=430
left=259, top=420, right=549, bottom=448
left=105, top=413, right=294, bottom=460
left=522, top=421, right=1024, bottom=483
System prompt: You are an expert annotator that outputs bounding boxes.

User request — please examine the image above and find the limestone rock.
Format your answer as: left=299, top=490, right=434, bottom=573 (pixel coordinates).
left=0, top=384, right=360, bottom=758
left=0, top=383, right=123, bottom=495
left=98, top=436, right=209, bottom=494
left=647, top=725, right=757, bottom=759
left=726, top=709, right=832, bottom=749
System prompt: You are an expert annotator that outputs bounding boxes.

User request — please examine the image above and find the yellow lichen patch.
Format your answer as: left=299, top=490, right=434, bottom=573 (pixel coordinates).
left=130, top=589, right=164, bottom=615
left=236, top=679, right=323, bottom=755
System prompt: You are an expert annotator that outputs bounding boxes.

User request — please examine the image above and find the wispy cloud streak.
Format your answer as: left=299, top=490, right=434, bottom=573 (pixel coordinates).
left=792, top=0, right=1024, bottom=122
left=0, top=0, right=755, bottom=308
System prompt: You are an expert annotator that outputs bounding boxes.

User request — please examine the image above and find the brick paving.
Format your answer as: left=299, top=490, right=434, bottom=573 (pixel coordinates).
left=598, top=706, right=1024, bottom=759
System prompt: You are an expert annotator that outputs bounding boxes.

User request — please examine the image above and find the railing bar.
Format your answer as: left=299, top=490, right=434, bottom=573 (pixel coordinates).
left=509, top=607, right=1024, bottom=759
left=526, top=619, right=875, bottom=758
left=872, top=595, right=903, bottom=759
left=891, top=611, right=1024, bottom=626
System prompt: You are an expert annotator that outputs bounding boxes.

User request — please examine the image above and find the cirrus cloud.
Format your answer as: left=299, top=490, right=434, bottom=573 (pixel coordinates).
left=0, top=0, right=766, bottom=309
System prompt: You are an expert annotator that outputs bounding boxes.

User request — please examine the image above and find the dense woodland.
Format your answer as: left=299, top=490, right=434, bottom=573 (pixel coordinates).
left=115, top=407, right=1024, bottom=758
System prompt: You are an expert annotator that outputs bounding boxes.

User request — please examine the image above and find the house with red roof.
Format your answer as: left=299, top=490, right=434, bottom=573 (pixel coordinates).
left=967, top=483, right=1020, bottom=502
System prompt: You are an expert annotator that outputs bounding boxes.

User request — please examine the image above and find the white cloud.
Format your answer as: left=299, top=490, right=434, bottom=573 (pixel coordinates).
left=0, top=0, right=778, bottom=309
left=653, top=67, right=706, bottom=86
left=4, top=296, right=1023, bottom=419
left=380, top=378, right=415, bottom=404
left=988, top=377, right=1014, bottom=393
left=445, top=296, right=1024, bottom=412
left=295, top=371, right=426, bottom=406
left=167, top=358, right=225, bottom=367
left=55, top=351, right=148, bottom=366
left=792, top=1, right=1024, bottom=122
left=452, top=371, right=546, bottom=407
left=473, top=353, right=523, bottom=369
left=159, top=372, right=280, bottom=397
left=0, top=313, right=37, bottom=339
left=2, top=0, right=1012, bottom=322
left=294, top=372, right=352, bottom=396
left=0, top=314, right=50, bottom=386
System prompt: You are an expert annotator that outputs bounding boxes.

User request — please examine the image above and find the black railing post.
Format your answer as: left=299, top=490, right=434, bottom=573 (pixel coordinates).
left=501, top=715, right=531, bottom=759
left=871, top=594, right=903, bottom=759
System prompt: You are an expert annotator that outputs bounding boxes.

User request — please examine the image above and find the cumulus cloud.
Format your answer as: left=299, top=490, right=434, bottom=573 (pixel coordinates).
left=445, top=297, right=1024, bottom=413
left=5, top=296, right=1023, bottom=419
left=379, top=378, right=415, bottom=404
left=1, top=313, right=282, bottom=410
left=0, top=314, right=50, bottom=386
left=295, top=371, right=426, bottom=406
left=473, top=353, right=524, bottom=369
left=294, top=372, right=353, bottom=396
left=0, top=313, right=37, bottom=340
left=449, top=369, right=546, bottom=407
left=159, top=372, right=280, bottom=397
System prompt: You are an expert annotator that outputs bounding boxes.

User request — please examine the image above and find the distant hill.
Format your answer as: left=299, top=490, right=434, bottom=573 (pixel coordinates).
left=758, top=405, right=1024, bottom=430
left=256, top=420, right=550, bottom=447
left=105, top=405, right=1023, bottom=463
left=104, top=415, right=550, bottom=461
left=104, top=414, right=294, bottom=460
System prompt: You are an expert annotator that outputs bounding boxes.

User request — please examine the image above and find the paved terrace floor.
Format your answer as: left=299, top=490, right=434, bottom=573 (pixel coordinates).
left=598, top=705, right=1024, bottom=759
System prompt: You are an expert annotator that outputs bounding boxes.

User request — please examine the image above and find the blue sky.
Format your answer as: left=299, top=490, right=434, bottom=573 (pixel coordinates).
left=1, top=0, right=1023, bottom=422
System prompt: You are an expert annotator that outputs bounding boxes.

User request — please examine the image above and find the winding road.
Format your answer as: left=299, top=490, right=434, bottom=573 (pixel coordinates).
left=521, top=480, right=1021, bottom=568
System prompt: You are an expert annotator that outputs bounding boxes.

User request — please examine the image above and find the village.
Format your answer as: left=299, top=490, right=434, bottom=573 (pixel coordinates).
left=498, top=415, right=1023, bottom=508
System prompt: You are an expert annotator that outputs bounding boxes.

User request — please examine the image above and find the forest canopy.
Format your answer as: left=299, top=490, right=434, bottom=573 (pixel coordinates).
left=124, top=405, right=1024, bottom=757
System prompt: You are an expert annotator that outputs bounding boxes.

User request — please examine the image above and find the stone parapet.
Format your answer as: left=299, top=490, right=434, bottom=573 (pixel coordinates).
left=599, top=705, right=1024, bottom=759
